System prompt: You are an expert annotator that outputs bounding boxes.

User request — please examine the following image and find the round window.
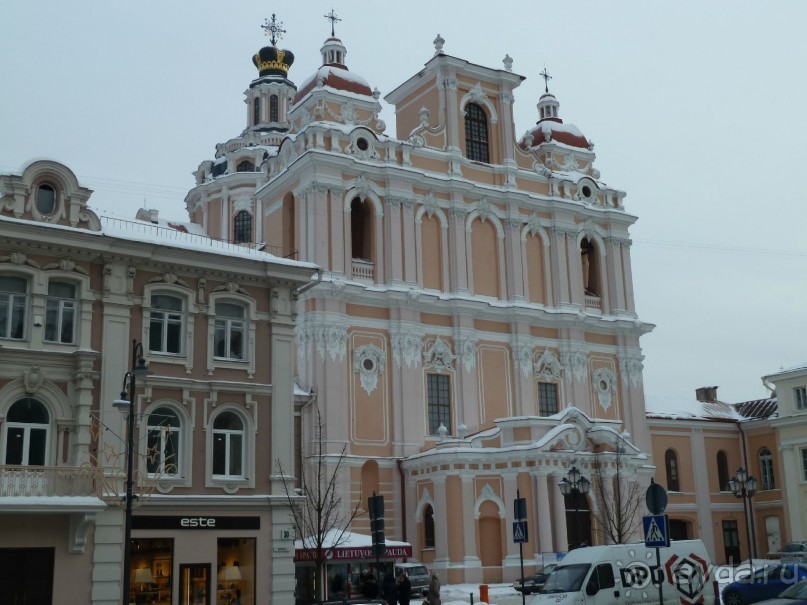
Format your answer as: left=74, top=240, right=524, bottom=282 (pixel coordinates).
left=581, top=185, right=592, bottom=199
left=599, top=379, right=609, bottom=391
left=362, top=358, right=375, bottom=371
left=36, top=184, right=57, bottom=214
left=356, top=138, right=369, bottom=151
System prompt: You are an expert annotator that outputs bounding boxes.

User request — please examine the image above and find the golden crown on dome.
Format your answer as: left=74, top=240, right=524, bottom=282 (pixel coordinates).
left=253, top=14, right=295, bottom=76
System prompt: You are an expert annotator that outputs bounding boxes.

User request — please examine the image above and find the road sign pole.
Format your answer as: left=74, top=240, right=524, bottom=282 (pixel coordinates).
left=655, top=546, right=663, bottom=605
left=517, top=489, right=526, bottom=605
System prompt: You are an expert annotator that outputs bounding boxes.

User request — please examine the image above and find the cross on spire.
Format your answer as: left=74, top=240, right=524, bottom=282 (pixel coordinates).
left=324, top=9, right=341, bottom=37
left=261, top=13, right=286, bottom=46
left=540, top=65, right=552, bottom=93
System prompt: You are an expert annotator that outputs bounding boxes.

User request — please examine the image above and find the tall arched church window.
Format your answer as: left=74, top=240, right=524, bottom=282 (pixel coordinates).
left=760, top=447, right=775, bottom=490
left=665, top=449, right=680, bottom=492
left=4, top=398, right=49, bottom=466
left=253, top=98, right=260, bottom=125
left=233, top=210, right=252, bottom=244
left=350, top=198, right=371, bottom=260
left=464, top=102, right=489, bottom=163
left=717, top=450, right=729, bottom=491
left=423, top=504, right=435, bottom=548
left=270, top=95, right=278, bottom=122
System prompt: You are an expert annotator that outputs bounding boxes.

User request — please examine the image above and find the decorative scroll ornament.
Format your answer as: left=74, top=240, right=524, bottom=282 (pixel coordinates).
left=534, top=349, right=563, bottom=382
left=392, top=333, right=423, bottom=369
left=24, top=366, right=45, bottom=394
left=297, top=323, right=349, bottom=363
left=592, top=367, right=617, bottom=412
left=512, top=345, right=534, bottom=378
left=476, top=197, right=493, bottom=223
left=619, top=357, right=644, bottom=388
left=562, top=350, right=588, bottom=382
left=422, top=192, right=439, bottom=218
left=423, top=337, right=455, bottom=373
left=353, top=344, right=387, bottom=395
left=459, top=338, right=477, bottom=373
left=468, top=82, right=486, bottom=105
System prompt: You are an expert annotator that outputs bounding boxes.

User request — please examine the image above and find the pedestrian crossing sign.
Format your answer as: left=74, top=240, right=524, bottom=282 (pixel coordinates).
left=513, top=520, right=528, bottom=543
left=643, top=514, right=670, bottom=548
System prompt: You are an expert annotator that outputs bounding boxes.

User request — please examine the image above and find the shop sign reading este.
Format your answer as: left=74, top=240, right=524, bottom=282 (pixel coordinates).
left=132, top=516, right=261, bottom=530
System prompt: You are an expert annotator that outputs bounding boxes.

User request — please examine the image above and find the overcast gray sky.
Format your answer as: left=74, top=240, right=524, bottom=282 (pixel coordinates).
left=3, top=1, right=805, bottom=403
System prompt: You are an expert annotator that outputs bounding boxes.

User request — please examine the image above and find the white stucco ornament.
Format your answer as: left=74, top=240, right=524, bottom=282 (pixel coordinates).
left=592, top=367, right=617, bottom=412
left=562, top=350, right=588, bottom=382
left=534, top=349, right=562, bottom=382
left=513, top=345, right=534, bottom=378
left=460, top=338, right=477, bottom=373
left=423, top=337, right=455, bottom=372
left=392, top=332, right=422, bottom=369
left=353, top=344, right=387, bottom=395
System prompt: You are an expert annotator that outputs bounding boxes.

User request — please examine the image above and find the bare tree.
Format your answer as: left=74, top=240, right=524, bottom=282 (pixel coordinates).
left=276, top=406, right=363, bottom=602
left=591, top=442, right=644, bottom=544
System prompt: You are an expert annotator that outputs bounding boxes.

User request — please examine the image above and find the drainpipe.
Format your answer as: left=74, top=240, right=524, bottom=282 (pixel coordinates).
left=397, top=459, right=408, bottom=559
left=295, top=267, right=323, bottom=297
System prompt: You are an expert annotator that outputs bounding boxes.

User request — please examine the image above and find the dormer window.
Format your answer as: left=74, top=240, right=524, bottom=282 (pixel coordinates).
left=236, top=160, right=255, bottom=173
left=35, top=184, right=57, bottom=215
left=464, top=103, right=489, bottom=163
left=269, top=95, right=278, bottom=122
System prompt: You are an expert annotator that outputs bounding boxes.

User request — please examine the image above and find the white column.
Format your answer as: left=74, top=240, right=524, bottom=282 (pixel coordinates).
left=534, top=473, right=554, bottom=558
left=503, top=473, right=521, bottom=567
left=432, top=477, right=450, bottom=568
left=402, top=202, right=417, bottom=284
left=448, top=206, right=469, bottom=292
left=461, top=475, right=482, bottom=582
left=550, top=472, right=569, bottom=552
left=550, top=227, right=570, bottom=306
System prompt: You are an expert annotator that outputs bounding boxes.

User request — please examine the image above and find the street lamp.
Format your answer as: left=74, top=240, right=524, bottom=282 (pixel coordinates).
left=112, top=339, right=150, bottom=605
left=728, top=467, right=758, bottom=566
left=559, top=466, right=590, bottom=549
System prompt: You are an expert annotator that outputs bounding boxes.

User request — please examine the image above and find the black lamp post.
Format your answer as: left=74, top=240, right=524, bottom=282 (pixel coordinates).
left=112, top=339, right=150, bottom=605
left=559, top=466, right=590, bottom=549
left=728, top=467, right=758, bottom=566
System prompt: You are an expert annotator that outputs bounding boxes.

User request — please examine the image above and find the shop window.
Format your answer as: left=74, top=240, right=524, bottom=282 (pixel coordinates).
left=35, top=183, right=57, bottom=214
left=0, top=275, right=27, bottom=340
left=146, top=407, right=181, bottom=477
left=213, top=411, right=244, bottom=479
left=538, top=382, right=558, bottom=416
left=269, top=95, right=278, bottom=122
left=233, top=210, right=252, bottom=244
left=427, top=374, right=451, bottom=436
left=464, top=103, right=489, bottom=163
left=717, top=450, right=729, bottom=491
left=129, top=538, right=173, bottom=605
left=214, top=301, right=246, bottom=360
left=217, top=538, right=255, bottom=605
left=665, top=449, right=680, bottom=492
left=45, top=281, right=76, bottom=344
left=760, top=447, right=775, bottom=490
left=149, top=294, right=184, bottom=355
left=423, top=504, right=435, bottom=548
left=3, top=398, right=49, bottom=466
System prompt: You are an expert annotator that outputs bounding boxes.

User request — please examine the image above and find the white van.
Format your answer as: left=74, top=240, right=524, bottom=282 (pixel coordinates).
left=528, top=540, right=718, bottom=605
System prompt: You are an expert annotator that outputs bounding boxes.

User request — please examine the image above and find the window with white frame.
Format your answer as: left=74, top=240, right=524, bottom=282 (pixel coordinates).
left=149, top=294, right=183, bottom=354
left=795, top=386, right=807, bottom=410
left=759, top=447, right=775, bottom=490
left=214, top=302, right=245, bottom=361
left=45, top=281, right=76, bottom=344
left=0, top=276, right=27, bottom=340
left=3, top=398, right=49, bottom=466
left=35, top=183, right=57, bottom=215
left=146, top=407, right=181, bottom=478
left=538, top=382, right=559, bottom=416
left=427, top=373, right=451, bottom=436
left=212, top=411, right=244, bottom=479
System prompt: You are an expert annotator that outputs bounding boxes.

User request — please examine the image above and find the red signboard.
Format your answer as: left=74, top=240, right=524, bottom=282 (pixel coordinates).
left=295, top=544, right=413, bottom=561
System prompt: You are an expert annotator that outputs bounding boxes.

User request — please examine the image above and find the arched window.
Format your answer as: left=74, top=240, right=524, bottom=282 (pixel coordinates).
left=214, top=301, right=246, bottom=360
left=0, top=275, right=28, bottom=340
left=233, top=210, right=252, bottom=244
left=580, top=237, right=601, bottom=297
left=270, top=95, right=279, bottom=122
left=236, top=160, right=255, bottom=173
left=717, top=450, right=729, bottom=491
left=149, top=294, right=183, bottom=354
left=350, top=198, right=371, bottom=260
left=212, top=411, right=244, bottom=478
left=146, top=407, right=181, bottom=477
left=760, top=447, right=775, bottom=490
left=665, top=449, right=680, bottom=492
left=464, top=102, right=489, bottom=163
left=423, top=504, right=435, bottom=548
left=4, top=398, right=49, bottom=466
left=35, top=183, right=57, bottom=214
left=253, top=98, right=260, bottom=125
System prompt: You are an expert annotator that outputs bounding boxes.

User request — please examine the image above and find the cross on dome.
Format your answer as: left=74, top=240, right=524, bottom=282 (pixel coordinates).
left=261, top=13, right=286, bottom=46
left=540, top=65, right=552, bottom=93
left=324, top=9, right=341, bottom=37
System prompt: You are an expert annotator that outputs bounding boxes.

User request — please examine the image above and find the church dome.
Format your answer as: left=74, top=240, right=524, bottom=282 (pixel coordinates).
left=293, top=36, right=375, bottom=104
left=521, top=92, right=590, bottom=150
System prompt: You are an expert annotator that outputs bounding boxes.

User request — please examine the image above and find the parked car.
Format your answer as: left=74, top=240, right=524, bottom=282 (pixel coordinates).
left=722, top=564, right=807, bottom=605
left=781, top=543, right=807, bottom=563
left=756, top=579, right=807, bottom=604
left=512, top=564, right=557, bottom=594
left=395, top=563, right=430, bottom=597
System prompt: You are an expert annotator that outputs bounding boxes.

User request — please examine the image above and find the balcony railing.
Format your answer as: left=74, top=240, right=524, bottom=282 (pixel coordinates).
left=0, top=465, right=101, bottom=498
left=584, top=294, right=602, bottom=311
left=351, top=258, right=375, bottom=282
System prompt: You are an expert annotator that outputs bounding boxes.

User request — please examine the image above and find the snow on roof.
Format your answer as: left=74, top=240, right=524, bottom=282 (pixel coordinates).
left=0, top=495, right=105, bottom=509
left=779, top=361, right=807, bottom=374
left=295, top=65, right=374, bottom=103
left=645, top=394, right=741, bottom=420
left=294, top=529, right=410, bottom=550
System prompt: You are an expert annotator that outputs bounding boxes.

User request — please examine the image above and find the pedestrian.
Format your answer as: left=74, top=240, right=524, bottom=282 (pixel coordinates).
left=398, top=571, right=412, bottom=605
left=383, top=571, right=398, bottom=605
left=428, top=573, right=441, bottom=605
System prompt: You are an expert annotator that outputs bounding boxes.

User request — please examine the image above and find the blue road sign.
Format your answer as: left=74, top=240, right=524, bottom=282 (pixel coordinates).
left=643, top=514, right=670, bottom=548
left=513, top=520, right=528, bottom=543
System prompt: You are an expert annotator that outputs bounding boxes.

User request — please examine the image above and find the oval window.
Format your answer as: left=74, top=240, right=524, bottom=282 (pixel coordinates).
left=36, top=184, right=57, bottom=214
left=581, top=185, right=592, bottom=199
left=362, top=358, right=375, bottom=371
left=356, top=138, right=369, bottom=151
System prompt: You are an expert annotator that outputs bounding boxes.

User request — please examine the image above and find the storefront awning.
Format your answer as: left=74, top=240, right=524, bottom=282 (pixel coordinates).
left=294, top=529, right=412, bottom=561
